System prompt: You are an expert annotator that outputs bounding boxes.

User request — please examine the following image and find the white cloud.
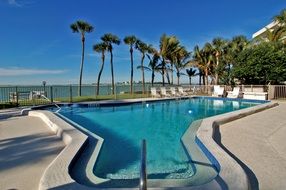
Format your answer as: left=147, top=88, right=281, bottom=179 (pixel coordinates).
left=0, top=67, right=67, bottom=76
left=7, top=0, right=35, bottom=7
left=8, top=0, right=21, bottom=7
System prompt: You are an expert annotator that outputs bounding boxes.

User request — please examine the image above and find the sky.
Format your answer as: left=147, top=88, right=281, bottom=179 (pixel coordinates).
left=0, top=0, right=285, bottom=85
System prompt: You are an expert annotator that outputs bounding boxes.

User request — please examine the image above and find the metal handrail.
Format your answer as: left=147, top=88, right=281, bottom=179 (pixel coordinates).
left=140, top=139, right=147, bottom=190
left=41, top=95, right=61, bottom=113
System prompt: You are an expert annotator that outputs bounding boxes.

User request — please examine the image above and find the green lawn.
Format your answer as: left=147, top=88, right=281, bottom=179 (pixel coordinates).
left=55, top=93, right=151, bottom=102
left=0, top=93, right=151, bottom=109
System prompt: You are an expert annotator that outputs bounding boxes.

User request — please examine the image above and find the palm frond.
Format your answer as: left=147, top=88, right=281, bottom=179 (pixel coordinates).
left=123, top=35, right=137, bottom=45
left=70, top=20, right=94, bottom=34
left=136, top=65, right=151, bottom=71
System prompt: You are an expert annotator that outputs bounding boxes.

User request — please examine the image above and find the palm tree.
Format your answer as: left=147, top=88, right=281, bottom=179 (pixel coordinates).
left=186, top=68, right=197, bottom=85
left=173, top=46, right=191, bottom=85
left=101, top=33, right=120, bottom=95
left=123, top=35, right=137, bottom=94
left=231, top=35, right=249, bottom=53
left=193, top=44, right=215, bottom=86
left=212, top=37, right=227, bottom=85
left=272, top=9, right=286, bottom=43
left=159, top=34, right=168, bottom=86
left=93, top=43, right=107, bottom=96
left=70, top=20, right=94, bottom=96
left=146, top=48, right=160, bottom=86
left=135, top=40, right=151, bottom=94
left=223, top=35, right=249, bottom=84
left=273, top=9, right=286, bottom=25
left=159, top=34, right=180, bottom=85
left=264, top=26, right=286, bottom=42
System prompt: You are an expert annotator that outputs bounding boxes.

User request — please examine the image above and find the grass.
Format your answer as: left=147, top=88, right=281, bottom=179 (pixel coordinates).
left=55, top=93, right=151, bottom=103
left=0, top=93, right=152, bottom=109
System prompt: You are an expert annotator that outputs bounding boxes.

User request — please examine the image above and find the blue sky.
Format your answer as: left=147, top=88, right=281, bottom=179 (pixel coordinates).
left=0, top=0, right=285, bottom=85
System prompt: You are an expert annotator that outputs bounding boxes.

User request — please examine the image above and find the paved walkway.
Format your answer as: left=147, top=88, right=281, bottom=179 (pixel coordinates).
left=220, top=102, right=286, bottom=190
left=0, top=116, right=64, bottom=190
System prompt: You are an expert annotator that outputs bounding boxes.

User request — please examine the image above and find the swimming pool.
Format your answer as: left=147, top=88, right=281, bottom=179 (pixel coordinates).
left=53, top=97, right=265, bottom=187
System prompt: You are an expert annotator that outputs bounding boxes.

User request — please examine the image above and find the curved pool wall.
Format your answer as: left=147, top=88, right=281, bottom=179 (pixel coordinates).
left=29, top=99, right=278, bottom=189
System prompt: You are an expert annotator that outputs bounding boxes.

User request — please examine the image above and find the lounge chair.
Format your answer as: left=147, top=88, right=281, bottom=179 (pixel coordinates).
left=212, top=85, right=225, bottom=97
left=160, top=87, right=171, bottom=97
left=243, top=87, right=268, bottom=100
left=151, top=87, right=160, bottom=98
left=170, top=87, right=179, bottom=96
left=227, top=87, right=241, bottom=98
left=178, top=87, right=188, bottom=96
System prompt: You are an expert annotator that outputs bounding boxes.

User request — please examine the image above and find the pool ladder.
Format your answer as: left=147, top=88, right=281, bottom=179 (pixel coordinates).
left=140, top=139, right=147, bottom=190
left=41, top=95, right=61, bottom=113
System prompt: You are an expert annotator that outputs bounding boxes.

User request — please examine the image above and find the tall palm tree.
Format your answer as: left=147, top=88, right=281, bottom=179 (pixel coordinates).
left=146, top=48, right=160, bottom=86
left=101, top=33, right=120, bottom=95
left=203, top=43, right=216, bottom=84
left=159, top=34, right=168, bottom=86
left=223, top=35, right=249, bottom=84
left=212, top=37, right=227, bottom=85
left=186, top=68, right=197, bottom=85
left=193, top=44, right=214, bottom=86
left=93, top=43, right=107, bottom=96
left=135, top=40, right=151, bottom=94
left=123, top=35, right=137, bottom=94
left=159, top=34, right=180, bottom=86
left=173, top=46, right=191, bottom=85
left=70, top=20, right=94, bottom=96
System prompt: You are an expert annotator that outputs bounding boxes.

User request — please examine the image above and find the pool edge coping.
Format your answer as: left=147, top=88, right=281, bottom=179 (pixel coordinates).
left=28, top=97, right=278, bottom=190
left=195, top=100, right=278, bottom=190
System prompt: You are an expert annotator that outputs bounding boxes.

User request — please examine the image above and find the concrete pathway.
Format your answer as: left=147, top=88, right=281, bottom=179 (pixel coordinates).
left=0, top=116, right=64, bottom=190
left=220, top=102, right=286, bottom=190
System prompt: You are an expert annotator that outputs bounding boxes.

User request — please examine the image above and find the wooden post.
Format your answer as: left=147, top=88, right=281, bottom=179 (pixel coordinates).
left=69, top=85, right=73, bottom=103
left=50, top=86, right=54, bottom=103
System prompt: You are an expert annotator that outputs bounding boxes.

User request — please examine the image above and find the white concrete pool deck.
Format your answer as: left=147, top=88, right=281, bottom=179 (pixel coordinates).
left=0, top=98, right=285, bottom=189
left=220, top=101, right=286, bottom=190
left=0, top=115, right=65, bottom=190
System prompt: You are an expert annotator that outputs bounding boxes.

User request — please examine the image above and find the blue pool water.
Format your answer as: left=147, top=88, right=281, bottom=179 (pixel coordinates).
left=56, top=97, right=263, bottom=180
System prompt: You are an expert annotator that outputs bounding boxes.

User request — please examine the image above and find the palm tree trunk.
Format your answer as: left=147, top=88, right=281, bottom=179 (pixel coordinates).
left=202, top=72, right=205, bottom=85
left=189, top=77, right=192, bottom=85
left=171, top=63, right=174, bottom=85
left=110, top=50, right=115, bottom=95
left=96, top=53, right=105, bottom=96
left=79, top=35, right=85, bottom=96
left=205, top=68, right=209, bottom=93
left=176, top=70, right=180, bottom=86
left=151, top=70, right=155, bottom=86
left=166, top=71, right=171, bottom=85
left=227, top=63, right=231, bottom=85
left=215, top=55, right=219, bottom=85
left=205, top=69, right=209, bottom=86
left=162, top=59, right=165, bottom=86
left=130, top=47, right=134, bottom=94
left=199, top=71, right=202, bottom=85
left=141, top=54, right=145, bottom=94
